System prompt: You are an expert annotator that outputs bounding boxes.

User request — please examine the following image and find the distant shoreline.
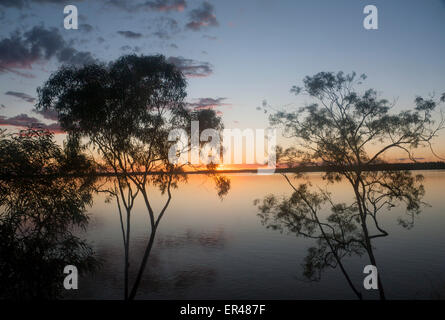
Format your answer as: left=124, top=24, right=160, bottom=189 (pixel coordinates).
left=2, top=162, right=445, bottom=179
left=157, top=162, right=445, bottom=175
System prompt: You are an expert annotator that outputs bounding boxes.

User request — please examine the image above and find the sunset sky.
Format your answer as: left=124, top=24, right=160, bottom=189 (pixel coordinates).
left=1, top=0, right=445, bottom=163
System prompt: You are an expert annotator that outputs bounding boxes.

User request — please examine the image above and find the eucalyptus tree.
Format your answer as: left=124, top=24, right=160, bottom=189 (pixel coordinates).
left=257, top=72, right=444, bottom=299
left=36, top=54, right=229, bottom=299
left=0, top=128, right=98, bottom=299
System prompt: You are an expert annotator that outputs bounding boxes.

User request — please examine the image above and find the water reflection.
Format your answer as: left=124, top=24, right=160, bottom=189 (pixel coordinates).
left=81, top=224, right=224, bottom=298
left=255, top=170, right=427, bottom=300
left=157, top=228, right=226, bottom=249
left=98, top=170, right=229, bottom=300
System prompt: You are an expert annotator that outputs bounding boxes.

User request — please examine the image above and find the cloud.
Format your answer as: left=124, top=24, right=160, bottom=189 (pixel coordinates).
left=188, top=97, right=229, bottom=110
left=107, top=0, right=134, bottom=11
left=0, top=0, right=26, bottom=8
left=120, top=45, right=141, bottom=52
left=80, top=23, right=94, bottom=32
left=186, top=1, right=218, bottom=31
left=151, top=17, right=180, bottom=40
left=56, top=47, right=95, bottom=65
left=1, top=104, right=5, bottom=108
left=5, top=91, right=35, bottom=103
left=0, top=113, right=63, bottom=133
left=142, top=0, right=186, bottom=12
left=32, top=108, right=59, bottom=121
left=0, top=0, right=86, bottom=8
left=108, top=0, right=186, bottom=12
left=117, top=30, right=143, bottom=39
left=0, top=26, right=95, bottom=76
left=167, top=56, right=213, bottom=77
left=41, top=122, right=63, bottom=133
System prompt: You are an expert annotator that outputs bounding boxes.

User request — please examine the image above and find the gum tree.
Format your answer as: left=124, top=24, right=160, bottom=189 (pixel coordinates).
left=36, top=54, right=229, bottom=299
left=0, top=128, right=98, bottom=299
left=257, top=72, right=444, bottom=299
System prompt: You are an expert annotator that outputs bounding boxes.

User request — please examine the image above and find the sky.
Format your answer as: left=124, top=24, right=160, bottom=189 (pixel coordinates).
left=0, top=0, right=445, bottom=162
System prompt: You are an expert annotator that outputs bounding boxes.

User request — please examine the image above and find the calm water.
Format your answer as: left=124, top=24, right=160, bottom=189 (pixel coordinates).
left=65, top=171, right=445, bottom=300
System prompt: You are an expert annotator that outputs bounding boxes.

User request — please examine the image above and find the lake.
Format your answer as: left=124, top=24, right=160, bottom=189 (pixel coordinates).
left=59, top=170, right=445, bottom=300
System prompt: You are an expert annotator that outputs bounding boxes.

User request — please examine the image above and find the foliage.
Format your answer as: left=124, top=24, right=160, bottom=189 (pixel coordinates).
left=0, top=128, right=95, bottom=177
left=0, top=128, right=99, bottom=299
left=36, top=54, right=230, bottom=299
left=257, top=72, right=444, bottom=299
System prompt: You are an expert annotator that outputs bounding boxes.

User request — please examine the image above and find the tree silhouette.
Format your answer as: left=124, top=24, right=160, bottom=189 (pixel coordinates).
left=36, top=54, right=229, bottom=299
left=0, top=128, right=98, bottom=299
left=257, top=72, right=444, bottom=299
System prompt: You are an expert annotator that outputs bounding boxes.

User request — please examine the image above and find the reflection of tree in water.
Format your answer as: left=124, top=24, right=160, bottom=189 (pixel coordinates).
left=256, top=72, right=444, bottom=300
left=0, top=128, right=99, bottom=299
left=35, top=54, right=230, bottom=299
left=79, top=227, right=225, bottom=298
left=157, top=227, right=226, bottom=249
left=256, top=170, right=425, bottom=299
left=98, top=167, right=228, bottom=299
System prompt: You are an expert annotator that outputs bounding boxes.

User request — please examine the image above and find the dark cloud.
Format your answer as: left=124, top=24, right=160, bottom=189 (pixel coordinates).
left=186, top=1, right=218, bottom=31
left=5, top=91, right=35, bottom=103
left=0, top=114, right=39, bottom=127
left=0, top=30, right=53, bottom=72
left=0, top=26, right=95, bottom=76
left=117, top=30, right=143, bottom=39
left=107, top=0, right=133, bottom=11
left=167, top=56, right=213, bottom=77
left=41, top=122, right=63, bottom=133
left=25, top=26, right=65, bottom=58
left=120, top=45, right=141, bottom=52
left=33, top=108, right=59, bottom=121
left=34, top=0, right=83, bottom=3
left=0, top=113, right=63, bottom=133
left=1, top=104, right=5, bottom=108
left=151, top=17, right=180, bottom=40
left=0, top=0, right=26, bottom=8
left=0, top=0, right=85, bottom=8
left=57, top=47, right=95, bottom=65
left=142, top=0, right=186, bottom=12
left=108, top=0, right=186, bottom=12
left=80, top=23, right=94, bottom=32
left=188, top=97, right=229, bottom=110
